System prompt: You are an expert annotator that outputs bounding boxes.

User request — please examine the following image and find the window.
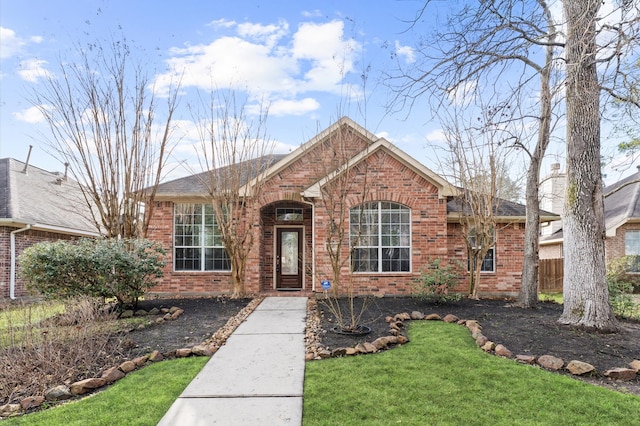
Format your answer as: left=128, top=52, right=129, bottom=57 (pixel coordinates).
left=276, top=208, right=303, bottom=221
left=174, top=204, right=230, bottom=271
left=625, top=230, right=640, bottom=273
left=468, top=228, right=495, bottom=273
left=350, top=202, right=411, bottom=272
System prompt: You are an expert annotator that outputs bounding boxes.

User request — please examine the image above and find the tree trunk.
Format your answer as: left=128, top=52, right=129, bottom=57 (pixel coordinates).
left=559, top=0, right=617, bottom=331
left=519, top=158, right=542, bottom=307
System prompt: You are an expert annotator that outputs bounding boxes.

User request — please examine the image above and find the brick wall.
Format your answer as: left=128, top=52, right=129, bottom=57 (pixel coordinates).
left=606, top=222, right=640, bottom=263
left=146, top=128, right=530, bottom=298
left=0, top=226, right=79, bottom=300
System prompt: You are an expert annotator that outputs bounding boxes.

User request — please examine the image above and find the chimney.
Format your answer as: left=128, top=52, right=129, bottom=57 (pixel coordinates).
left=550, top=163, right=560, bottom=174
left=64, top=162, right=69, bottom=180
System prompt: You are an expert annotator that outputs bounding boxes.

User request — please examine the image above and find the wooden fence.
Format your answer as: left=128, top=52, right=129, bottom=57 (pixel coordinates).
left=538, top=258, right=563, bottom=293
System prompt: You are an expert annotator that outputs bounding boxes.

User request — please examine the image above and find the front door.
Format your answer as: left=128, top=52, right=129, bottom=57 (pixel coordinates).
left=276, top=227, right=303, bottom=290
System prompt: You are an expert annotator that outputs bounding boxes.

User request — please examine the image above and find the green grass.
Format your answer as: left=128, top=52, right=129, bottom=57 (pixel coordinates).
left=3, top=357, right=208, bottom=426
left=0, top=301, right=65, bottom=347
left=539, top=292, right=563, bottom=304
left=303, top=322, right=640, bottom=426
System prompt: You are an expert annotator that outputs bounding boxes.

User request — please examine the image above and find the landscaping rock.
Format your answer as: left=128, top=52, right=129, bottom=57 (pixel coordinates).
left=332, top=347, right=347, bottom=357
left=345, top=347, right=358, bottom=356
left=135, top=309, right=148, bottom=316
left=410, top=311, right=425, bottom=320
left=0, top=403, right=20, bottom=417
left=471, top=329, right=484, bottom=340
left=604, top=368, right=637, bottom=381
left=119, top=360, right=136, bottom=373
left=305, top=353, right=315, bottom=361
left=425, top=313, right=442, bottom=321
left=363, top=342, right=378, bottom=353
left=475, top=335, right=489, bottom=347
left=192, top=345, right=213, bottom=356
left=176, top=348, right=193, bottom=357
left=465, top=320, right=481, bottom=330
left=101, top=366, right=126, bottom=384
left=155, top=317, right=165, bottom=324
left=396, top=335, right=409, bottom=345
left=385, top=316, right=394, bottom=323
left=120, top=310, right=134, bottom=319
left=169, top=306, right=182, bottom=314
left=443, top=314, right=459, bottom=323
left=70, top=377, right=106, bottom=395
left=495, top=344, right=512, bottom=358
left=148, top=350, right=164, bottom=362
left=537, top=355, right=564, bottom=371
left=317, top=349, right=331, bottom=358
left=481, top=341, right=495, bottom=352
left=567, top=360, right=595, bottom=376
left=163, top=313, right=173, bottom=321
left=44, top=385, right=72, bottom=401
left=515, top=355, right=536, bottom=364
left=372, top=337, right=391, bottom=350
left=355, top=343, right=368, bottom=354
left=148, top=307, right=160, bottom=315
left=171, top=309, right=185, bottom=319
left=395, top=312, right=411, bottom=321
left=132, top=356, right=148, bottom=367
left=20, top=396, right=44, bottom=411
left=161, top=308, right=170, bottom=314
left=630, top=359, right=640, bottom=372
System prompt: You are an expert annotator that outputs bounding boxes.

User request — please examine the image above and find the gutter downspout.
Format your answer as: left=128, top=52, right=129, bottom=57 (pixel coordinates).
left=10, top=224, right=31, bottom=299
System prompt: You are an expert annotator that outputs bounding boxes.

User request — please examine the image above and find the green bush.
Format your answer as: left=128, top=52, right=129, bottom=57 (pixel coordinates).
left=606, top=256, right=638, bottom=318
left=413, top=258, right=463, bottom=303
left=19, top=238, right=165, bottom=307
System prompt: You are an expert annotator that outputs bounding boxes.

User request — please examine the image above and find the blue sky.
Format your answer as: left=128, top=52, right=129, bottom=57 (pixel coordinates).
left=0, top=0, right=635, bottom=185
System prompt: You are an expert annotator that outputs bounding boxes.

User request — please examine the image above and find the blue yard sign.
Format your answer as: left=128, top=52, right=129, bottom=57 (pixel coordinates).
left=321, top=279, right=331, bottom=290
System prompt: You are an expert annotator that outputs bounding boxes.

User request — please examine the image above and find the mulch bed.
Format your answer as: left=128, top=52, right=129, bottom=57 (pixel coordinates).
left=314, top=296, right=640, bottom=395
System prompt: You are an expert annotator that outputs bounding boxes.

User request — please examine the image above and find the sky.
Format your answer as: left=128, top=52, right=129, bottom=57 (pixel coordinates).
left=0, top=0, right=637, bottom=188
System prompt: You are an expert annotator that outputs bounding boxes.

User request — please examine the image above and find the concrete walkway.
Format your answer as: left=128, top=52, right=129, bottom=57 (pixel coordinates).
left=158, top=297, right=308, bottom=426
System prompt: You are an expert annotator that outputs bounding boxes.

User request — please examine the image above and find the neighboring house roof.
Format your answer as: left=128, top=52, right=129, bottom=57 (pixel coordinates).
left=540, top=165, right=640, bottom=243
left=604, top=166, right=640, bottom=237
left=154, top=154, right=288, bottom=199
left=0, top=158, right=97, bottom=236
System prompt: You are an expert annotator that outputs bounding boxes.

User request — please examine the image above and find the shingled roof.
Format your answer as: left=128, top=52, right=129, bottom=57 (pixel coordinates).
left=0, top=158, right=97, bottom=235
left=604, top=165, right=640, bottom=236
left=154, top=154, right=288, bottom=199
left=446, top=190, right=558, bottom=222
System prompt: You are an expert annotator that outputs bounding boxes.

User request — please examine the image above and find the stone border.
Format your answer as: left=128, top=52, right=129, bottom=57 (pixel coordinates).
left=305, top=302, right=640, bottom=383
left=0, top=296, right=265, bottom=419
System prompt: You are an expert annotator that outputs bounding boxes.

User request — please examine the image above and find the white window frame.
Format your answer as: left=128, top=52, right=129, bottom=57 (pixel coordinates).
left=350, top=201, right=412, bottom=273
left=173, top=203, right=230, bottom=272
left=468, top=228, right=496, bottom=273
left=625, top=230, right=640, bottom=273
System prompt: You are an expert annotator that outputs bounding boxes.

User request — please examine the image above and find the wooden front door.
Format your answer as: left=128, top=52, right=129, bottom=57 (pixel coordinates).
left=276, top=227, right=303, bottom=290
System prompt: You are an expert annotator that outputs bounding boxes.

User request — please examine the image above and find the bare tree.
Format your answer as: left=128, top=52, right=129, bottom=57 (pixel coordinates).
left=559, top=0, right=618, bottom=331
left=390, top=0, right=562, bottom=307
left=191, top=90, right=275, bottom=298
left=392, top=0, right=640, bottom=310
left=302, top=118, right=379, bottom=331
left=32, top=39, right=180, bottom=239
left=439, top=104, right=515, bottom=299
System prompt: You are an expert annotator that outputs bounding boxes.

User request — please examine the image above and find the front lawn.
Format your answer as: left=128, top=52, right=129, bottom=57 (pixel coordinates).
left=303, top=322, right=640, bottom=425
left=3, top=356, right=208, bottom=426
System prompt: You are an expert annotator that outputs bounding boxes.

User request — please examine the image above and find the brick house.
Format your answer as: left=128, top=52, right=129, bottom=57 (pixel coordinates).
left=147, top=117, right=544, bottom=298
left=0, top=158, right=98, bottom=300
left=540, top=165, right=640, bottom=269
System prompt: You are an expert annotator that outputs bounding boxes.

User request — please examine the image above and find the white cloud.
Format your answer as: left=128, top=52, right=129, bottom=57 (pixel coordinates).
left=1, top=27, right=26, bottom=59
left=18, top=58, right=52, bottom=82
left=425, top=129, right=447, bottom=144
left=13, top=105, right=46, bottom=123
left=265, top=98, right=320, bottom=116
left=207, top=18, right=236, bottom=29
left=447, top=80, right=477, bottom=106
left=394, top=40, right=415, bottom=64
left=154, top=19, right=360, bottom=118
left=301, top=10, right=323, bottom=18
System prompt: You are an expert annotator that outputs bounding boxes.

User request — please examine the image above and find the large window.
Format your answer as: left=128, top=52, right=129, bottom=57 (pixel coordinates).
left=174, top=204, right=230, bottom=271
left=350, top=202, right=411, bottom=273
left=625, top=230, right=640, bottom=273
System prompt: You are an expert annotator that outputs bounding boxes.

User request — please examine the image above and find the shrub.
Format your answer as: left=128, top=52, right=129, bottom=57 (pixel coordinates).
left=606, top=256, right=638, bottom=318
left=413, top=258, right=463, bottom=303
left=19, top=238, right=165, bottom=307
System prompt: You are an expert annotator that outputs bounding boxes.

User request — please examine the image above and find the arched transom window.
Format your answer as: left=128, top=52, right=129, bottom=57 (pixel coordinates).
left=350, top=201, right=411, bottom=272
